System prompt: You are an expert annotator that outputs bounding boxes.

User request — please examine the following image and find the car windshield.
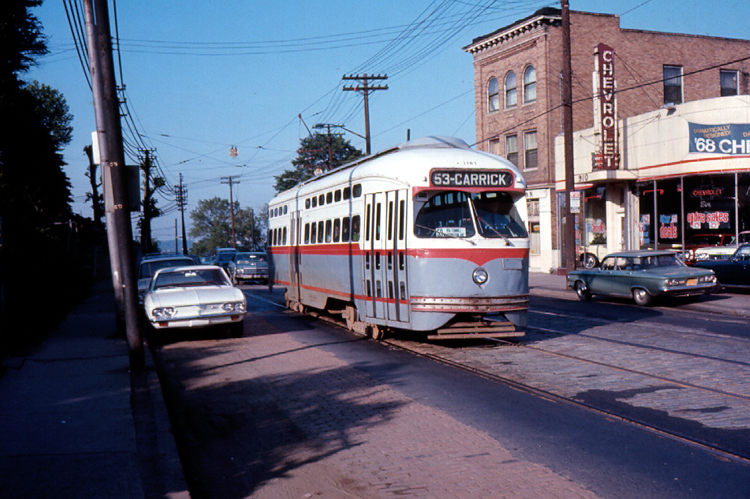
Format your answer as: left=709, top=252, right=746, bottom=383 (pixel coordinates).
left=139, top=258, right=194, bottom=279
left=153, top=268, right=229, bottom=289
left=733, top=246, right=750, bottom=260
left=414, top=190, right=527, bottom=239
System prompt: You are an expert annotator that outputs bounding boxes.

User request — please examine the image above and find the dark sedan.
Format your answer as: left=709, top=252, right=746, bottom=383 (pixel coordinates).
left=567, top=250, right=716, bottom=306
left=693, top=244, right=750, bottom=290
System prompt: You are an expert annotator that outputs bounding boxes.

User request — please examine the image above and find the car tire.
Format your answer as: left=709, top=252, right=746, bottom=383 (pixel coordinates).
left=632, top=288, right=653, bottom=306
left=575, top=280, right=591, bottom=301
left=582, top=253, right=599, bottom=269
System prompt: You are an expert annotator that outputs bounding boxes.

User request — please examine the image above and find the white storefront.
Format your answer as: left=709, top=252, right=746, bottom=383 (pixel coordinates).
left=547, top=95, right=750, bottom=271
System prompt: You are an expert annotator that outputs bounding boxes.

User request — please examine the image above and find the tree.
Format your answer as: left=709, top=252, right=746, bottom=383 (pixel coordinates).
left=274, top=132, right=364, bottom=193
left=0, top=0, right=46, bottom=92
left=188, top=197, right=259, bottom=255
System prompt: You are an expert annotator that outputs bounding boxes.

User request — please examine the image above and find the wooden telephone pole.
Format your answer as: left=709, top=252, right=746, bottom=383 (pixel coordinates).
left=342, top=74, right=388, bottom=155
left=83, top=0, right=143, bottom=368
left=221, top=176, right=240, bottom=248
left=562, top=0, right=576, bottom=275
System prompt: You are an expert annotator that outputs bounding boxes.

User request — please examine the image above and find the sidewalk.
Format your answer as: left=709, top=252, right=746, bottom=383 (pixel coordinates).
left=0, top=280, right=188, bottom=499
left=529, top=270, right=750, bottom=318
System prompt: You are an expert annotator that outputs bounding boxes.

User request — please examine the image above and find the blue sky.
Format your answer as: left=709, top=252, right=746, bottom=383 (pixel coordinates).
left=27, top=0, right=749, bottom=245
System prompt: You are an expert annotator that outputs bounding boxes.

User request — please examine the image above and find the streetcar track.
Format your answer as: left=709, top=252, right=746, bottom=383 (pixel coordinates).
left=524, top=324, right=750, bottom=370
left=244, top=290, right=750, bottom=465
left=494, top=329, right=750, bottom=402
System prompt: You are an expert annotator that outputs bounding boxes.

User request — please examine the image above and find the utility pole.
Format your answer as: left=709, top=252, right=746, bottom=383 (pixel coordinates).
left=221, top=176, right=240, bottom=248
left=83, top=0, right=143, bottom=368
left=176, top=174, right=188, bottom=254
left=139, top=149, right=156, bottom=254
left=342, top=74, right=388, bottom=155
left=313, top=123, right=342, bottom=171
left=562, top=0, right=576, bottom=275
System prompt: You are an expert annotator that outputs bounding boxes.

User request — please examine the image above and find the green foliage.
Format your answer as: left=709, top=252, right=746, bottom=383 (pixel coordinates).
left=273, top=132, right=364, bottom=193
left=188, top=197, right=262, bottom=255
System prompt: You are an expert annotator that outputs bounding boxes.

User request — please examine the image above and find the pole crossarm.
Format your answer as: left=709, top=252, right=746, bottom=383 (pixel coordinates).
left=341, top=74, right=388, bottom=156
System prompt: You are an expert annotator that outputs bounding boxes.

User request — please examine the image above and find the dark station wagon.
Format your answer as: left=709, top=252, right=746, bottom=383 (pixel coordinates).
left=567, top=250, right=717, bottom=306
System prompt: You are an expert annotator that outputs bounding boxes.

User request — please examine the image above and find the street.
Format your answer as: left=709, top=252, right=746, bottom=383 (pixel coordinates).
left=151, top=284, right=750, bottom=499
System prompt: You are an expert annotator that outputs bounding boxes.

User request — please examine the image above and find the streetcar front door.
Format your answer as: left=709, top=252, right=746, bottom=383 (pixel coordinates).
left=384, top=189, right=409, bottom=323
left=363, top=193, right=385, bottom=321
left=289, top=210, right=301, bottom=304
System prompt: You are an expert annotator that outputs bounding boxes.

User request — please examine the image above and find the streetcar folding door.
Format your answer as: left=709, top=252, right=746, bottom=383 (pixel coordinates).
left=363, top=190, right=409, bottom=324
left=289, top=210, right=301, bottom=304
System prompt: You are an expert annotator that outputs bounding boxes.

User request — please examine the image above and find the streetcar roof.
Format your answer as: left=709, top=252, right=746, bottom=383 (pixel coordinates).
left=269, top=136, right=526, bottom=205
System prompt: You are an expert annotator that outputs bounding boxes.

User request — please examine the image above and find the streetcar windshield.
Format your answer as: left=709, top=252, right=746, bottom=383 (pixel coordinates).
left=414, top=191, right=475, bottom=238
left=471, top=192, right=528, bottom=239
left=414, top=191, right=528, bottom=240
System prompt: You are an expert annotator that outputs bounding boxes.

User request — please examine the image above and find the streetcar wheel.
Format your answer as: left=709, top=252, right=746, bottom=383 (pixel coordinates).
left=633, top=288, right=653, bottom=306
left=582, top=253, right=598, bottom=269
left=370, top=324, right=385, bottom=341
left=575, top=281, right=591, bottom=301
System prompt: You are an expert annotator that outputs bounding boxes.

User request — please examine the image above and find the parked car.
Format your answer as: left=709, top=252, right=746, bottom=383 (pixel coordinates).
left=227, top=251, right=268, bottom=284
left=579, top=234, right=608, bottom=269
left=567, top=250, right=716, bottom=306
left=137, top=255, right=196, bottom=302
left=215, top=247, right=238, bottom=273
left=693, top=244, right=750, bottom=290
left=681, top=233, right=736, bottom=265
left=692, top=231, right=750, bottom=262
left=142, top=265, right=246, bottom=338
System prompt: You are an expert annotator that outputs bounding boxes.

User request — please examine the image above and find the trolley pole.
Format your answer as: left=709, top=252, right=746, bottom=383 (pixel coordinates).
left=562, top=0, right=577, bottom=275
left=83, top=0, right=143, bottom=369
left=342, top=74, right=388, bottom=155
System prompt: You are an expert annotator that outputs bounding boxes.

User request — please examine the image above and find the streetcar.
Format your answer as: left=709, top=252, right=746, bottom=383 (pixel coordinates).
left=266, top=136, right=529, bottom=340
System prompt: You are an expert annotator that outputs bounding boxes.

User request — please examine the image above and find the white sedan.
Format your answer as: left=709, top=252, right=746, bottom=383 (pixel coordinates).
left=143, top=265, right=246, bottom=338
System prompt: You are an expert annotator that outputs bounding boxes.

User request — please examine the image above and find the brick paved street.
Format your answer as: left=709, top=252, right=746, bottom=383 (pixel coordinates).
left=158, top=312, right=603, bottom=499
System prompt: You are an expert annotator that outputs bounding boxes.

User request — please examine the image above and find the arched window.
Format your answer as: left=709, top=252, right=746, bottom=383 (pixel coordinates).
left=487, top=77, right=499, bottom=112
left=505, top=71, right=517, bottom=108
left=523, top=66, right=536, bottom=103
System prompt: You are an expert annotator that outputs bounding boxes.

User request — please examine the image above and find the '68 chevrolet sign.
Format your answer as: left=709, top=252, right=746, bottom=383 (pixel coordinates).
left=430, top=169, right=514, bottom=188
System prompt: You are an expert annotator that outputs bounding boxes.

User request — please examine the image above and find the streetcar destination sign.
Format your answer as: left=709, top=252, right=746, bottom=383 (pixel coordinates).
left=430, top=169, right=513, bottom=188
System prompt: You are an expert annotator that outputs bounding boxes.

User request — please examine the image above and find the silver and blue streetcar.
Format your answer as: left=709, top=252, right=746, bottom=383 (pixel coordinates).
left=266, top=136, right=529, bottom=340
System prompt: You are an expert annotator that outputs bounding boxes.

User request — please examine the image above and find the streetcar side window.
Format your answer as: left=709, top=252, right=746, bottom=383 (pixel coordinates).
left=306, top=199, right=311, bottom=209
left=317, top=221, right=324, bottom=243
left=353, top=184, right=362, bottom=197
left=414, top=191, right=475, bottom=238
left=326, top=192, right=333, bottom=204
left=310, top=222, right=317, bottom=243
left=343, top=187, right=351, bottom=200
left=312, top=197, right=317, bottom=208
left=333, top=219, right=341, bottom=242
left=351, top=215, right=360, bottom=242
left=342, top=217, right=350, bottom=242
left=334, top=190, right=342, bottom=202
left=319, top=194, right=325, bottom=206
left=387, top=201, right=394, bottom=241
left=304, top=223, right=310, bottom=244
left=283, top=227, right=287, bottom=245
left=325, top=220, right=332, bottom=243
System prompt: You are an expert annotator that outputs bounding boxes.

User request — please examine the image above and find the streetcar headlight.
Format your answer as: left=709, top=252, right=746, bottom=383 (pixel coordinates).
left=472, top=267, right=489, bottom=285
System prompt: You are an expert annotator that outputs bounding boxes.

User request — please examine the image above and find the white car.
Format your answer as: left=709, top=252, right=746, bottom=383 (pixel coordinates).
left=143, top=265, right=246, bottom=338
left=137, top=255, right=196, bottom=302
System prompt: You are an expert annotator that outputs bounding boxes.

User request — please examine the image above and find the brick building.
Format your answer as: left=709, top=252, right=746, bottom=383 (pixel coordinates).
left=464, top=7, right=750, bottom=271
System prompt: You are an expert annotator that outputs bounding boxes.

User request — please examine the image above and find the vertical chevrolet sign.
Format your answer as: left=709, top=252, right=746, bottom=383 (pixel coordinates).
left=594, top=43, right=618, bottom=170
